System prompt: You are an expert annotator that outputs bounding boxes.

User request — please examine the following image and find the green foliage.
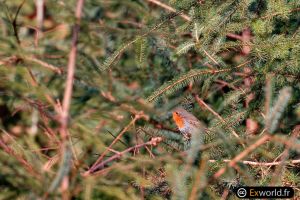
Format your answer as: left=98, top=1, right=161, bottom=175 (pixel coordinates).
left=0, top=0, right=299, bottom=199
left=265, top=87, right=292, bottom=133
left=134, top=36, right=148, bottom=68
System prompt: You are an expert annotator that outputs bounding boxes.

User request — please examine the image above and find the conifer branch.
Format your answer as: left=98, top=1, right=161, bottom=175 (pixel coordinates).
left=194, top=94, right=246, bottom=148
left=271, top=135, right=300, bottom=151
left=202, top=49, right=220, bottom=66
left=261, top=7, right=300, bottom=19
left=147, top=60, right=251, bottom=102
left=23, top=56, right=63, bottom=74
left=213, top=134, right=270, bottom=179
left=269, top=124, right=300, bottom=185
left=135, top=37, right=147, bottom=68
left=0, top=135, right=41, bottom=179
left=176, top=41, right=195, bottom=55
left=101, top=2, right=197, bottom=71
left=1, top=1, right=299, bottom=197
left=265, top=87, right=292, bottom=133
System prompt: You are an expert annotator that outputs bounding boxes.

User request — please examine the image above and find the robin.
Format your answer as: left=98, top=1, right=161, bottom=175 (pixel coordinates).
left=172, top=107, right=205, bottom=140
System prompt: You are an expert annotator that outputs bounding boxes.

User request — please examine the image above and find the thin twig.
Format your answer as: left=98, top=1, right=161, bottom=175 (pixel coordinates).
left=23, top=56, right=62, bottom=74
left=213, top=134, right=270, bottom=179
left=208, top=159, right=300, bottom=166
left=226, top=33, right=242, bottom=40
left=146, top=0, right=191, bottom=21
left=221, top=189, right=230, bottom=200
left=270, top=125, right=300, bottom=185
left=84, top=112, right=147, bottom=175
left=202, top=49, right=219, bottom=66
left=85, top=137, right=162, bottom=175
left=194, top=94, right=246, bottom=148
left=106, top=130, right=128, bottom=147
left=11, top=0, right=26, bottom=44
left=272, top=135, right=300, bottom=150
left=0, top=136, right=41, bottom=179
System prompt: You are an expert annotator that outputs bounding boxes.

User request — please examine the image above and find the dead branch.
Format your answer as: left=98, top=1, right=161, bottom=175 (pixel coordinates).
left=23, top=56, right=62, bottom=74
left=213, top=134, right=270, bottom=179
left=0, top=136, right=41, bottom=179
left=84, top=112, right=148, bottom=176
left=208, top=159, right=300, bottom=166
left=87, top=137, right=162, bottom=174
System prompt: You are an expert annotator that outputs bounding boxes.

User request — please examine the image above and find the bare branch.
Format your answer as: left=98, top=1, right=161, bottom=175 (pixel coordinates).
left=23, top=56, right=63, bottom=74
left=60, top=0, right=85, bottom=139
left=208, top=159, right=300, bottom=166
left=52, top=0, right=85, bottom=196
left=84, top=112, right=148, bottom=176
left=213, top=134, right=270, bottom=179
left=85, top=137, right=163, bottom=174
left=0, top=135, right=41, bottom=179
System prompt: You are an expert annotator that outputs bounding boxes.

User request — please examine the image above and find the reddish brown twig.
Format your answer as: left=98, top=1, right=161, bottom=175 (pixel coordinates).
left=213, top=134, right=270, bottom=179
left=52, top=0, right=85, bottom=197
left=226, top=33, right=242, bottom=41
left=0, top=136, right=40, bottom=179
left=221, top=189, right=230, bottom=200
left=269, top=125, right=300, bottom=185
left=202, top=49, right=219, bottom=66
left=60, top=0, right=85, bottom=140
left=86, top=137, right=162, bottom=174
left=23, top=56, right=62, bottom=74
left=84, top=112, right=148, bottom=176
left=194, top=94, right=246, bottom=148
left=226, top=28, right=251, bottom=55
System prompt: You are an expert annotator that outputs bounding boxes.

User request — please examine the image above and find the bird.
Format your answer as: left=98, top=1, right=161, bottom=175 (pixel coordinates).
left=172, top=107, right=205, bottom=140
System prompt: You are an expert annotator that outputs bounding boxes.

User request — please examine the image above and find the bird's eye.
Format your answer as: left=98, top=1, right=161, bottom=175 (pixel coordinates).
left=175, top=112, right=178, bottom=115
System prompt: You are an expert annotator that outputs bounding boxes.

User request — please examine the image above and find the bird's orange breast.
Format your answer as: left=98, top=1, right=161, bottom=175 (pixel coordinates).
left=172, top=112, right=184, bottom=129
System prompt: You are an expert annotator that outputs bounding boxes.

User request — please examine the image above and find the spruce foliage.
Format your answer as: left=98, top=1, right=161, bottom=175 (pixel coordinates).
left=0, top=0, right=299, bottom=199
